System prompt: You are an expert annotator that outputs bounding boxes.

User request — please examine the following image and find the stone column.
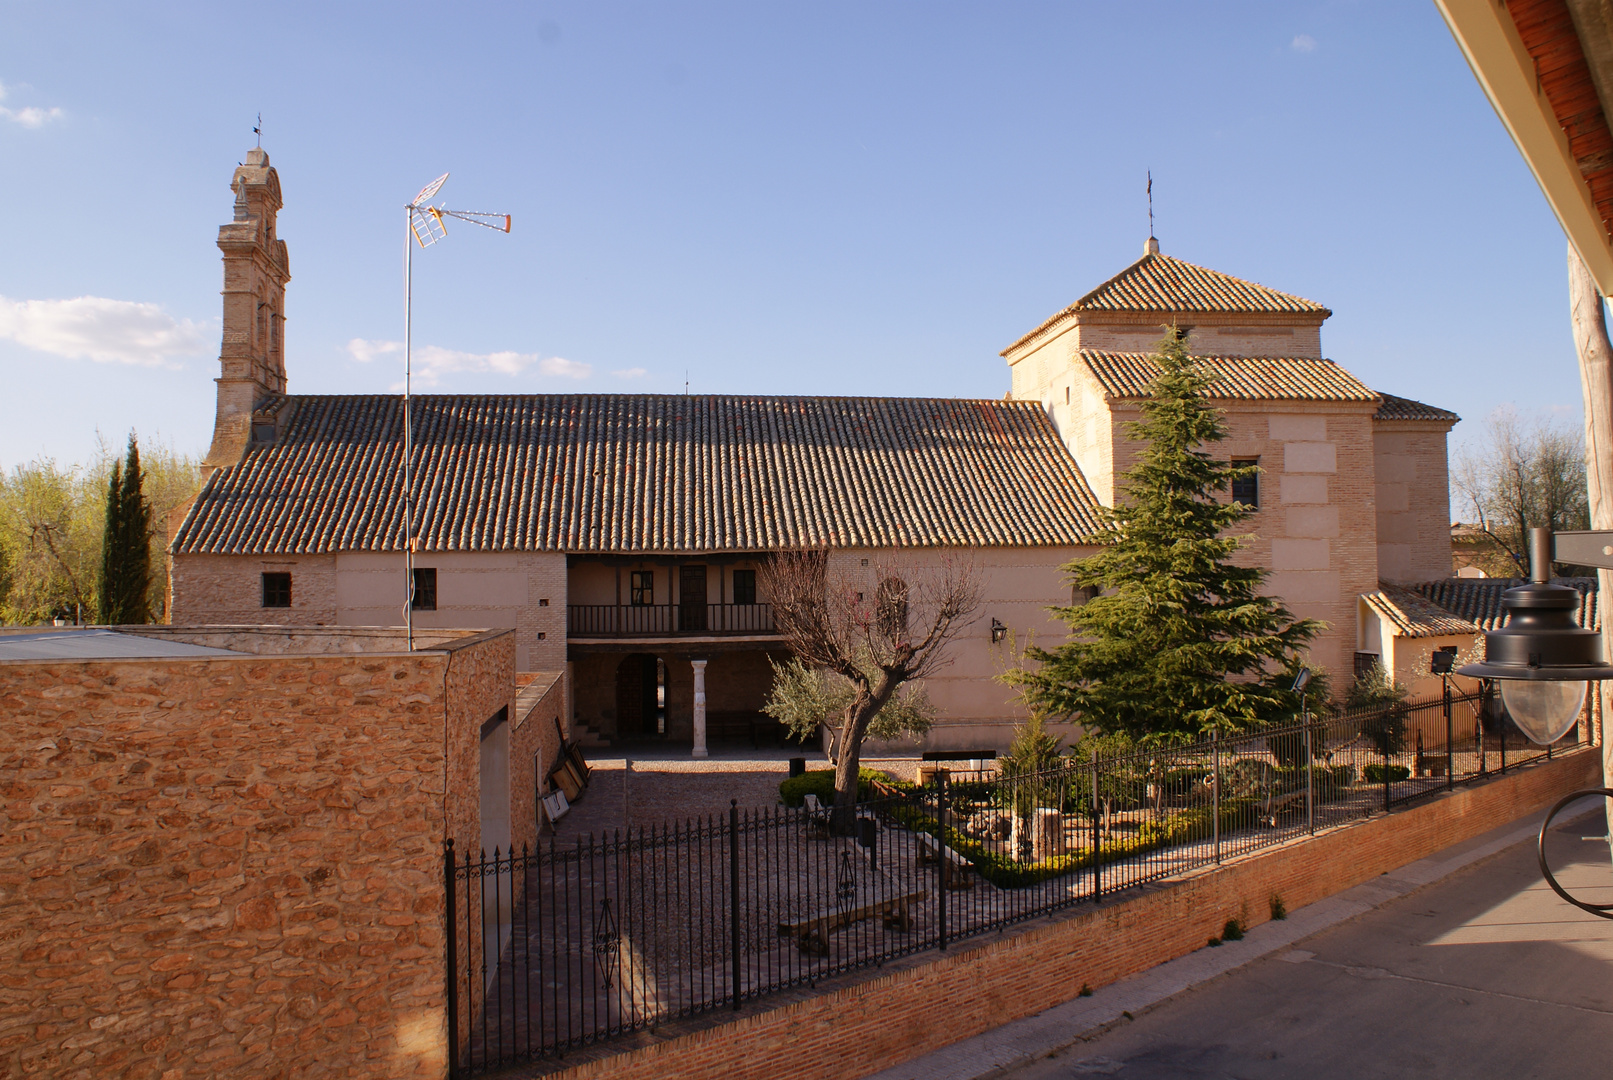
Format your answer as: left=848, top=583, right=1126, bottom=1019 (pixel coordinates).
left=691, top=658, right=709, bottom=759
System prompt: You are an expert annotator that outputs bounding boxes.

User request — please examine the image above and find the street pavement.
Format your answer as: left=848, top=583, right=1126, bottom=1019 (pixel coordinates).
left=868, top=802, right=1613, bottom=1080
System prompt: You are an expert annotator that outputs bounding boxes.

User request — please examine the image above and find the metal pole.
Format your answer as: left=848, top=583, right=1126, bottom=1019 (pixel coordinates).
left=402, top=209, right=415, bottom=651
left=1090, top=759, right=1101, bottom=903
left=729, top=800, right=740, bottom=1010
left=1304, top=698, right=1315, bottom=835
left=1211, top=731, right=1221, bottom=864
left=1444, top=676, right=1454, bottom=791
left=937, top=770, right=948, bottom=951
left=444, top=839, right=458, bottom=1079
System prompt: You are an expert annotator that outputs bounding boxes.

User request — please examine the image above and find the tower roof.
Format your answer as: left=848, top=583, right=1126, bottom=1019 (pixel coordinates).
left=1003, top=249, right=1331, bottom=356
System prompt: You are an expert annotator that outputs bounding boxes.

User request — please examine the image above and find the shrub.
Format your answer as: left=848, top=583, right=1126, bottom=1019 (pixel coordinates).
left=1269, top=894, right=1287, bottom=921
left=1363, top=763, right=1411, bottom=784
left=778, top=768, right=892, bottom=807
left=1221, top=917, right=1244, bottom=942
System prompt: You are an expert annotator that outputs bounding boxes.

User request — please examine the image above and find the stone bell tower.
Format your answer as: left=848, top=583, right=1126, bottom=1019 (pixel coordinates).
left=203, top=147, right=291, bottom=477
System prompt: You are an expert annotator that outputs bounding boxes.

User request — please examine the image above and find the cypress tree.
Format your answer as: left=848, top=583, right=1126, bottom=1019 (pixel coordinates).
left=98, top=435, right=151, bottom=624
left=1014, top=331, right=1321, bottom=740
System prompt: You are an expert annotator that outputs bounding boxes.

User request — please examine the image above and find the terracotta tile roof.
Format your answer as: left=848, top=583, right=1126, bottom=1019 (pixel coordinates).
left=172, top=394, right=1106, bottom=555
left=1410, top=577, right=1600, bottom=633
left=1373, top=393, right=1459, bottom=423
left=1004, top=252, right=1330, bottom=354
left=1078, top=352, right=1378, bottom=403
left=1361, top=583, right=1481, bottom=639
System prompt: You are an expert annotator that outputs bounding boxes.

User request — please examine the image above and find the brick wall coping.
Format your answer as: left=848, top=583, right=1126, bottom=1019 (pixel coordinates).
left=0, top=624, right=513, bottom=665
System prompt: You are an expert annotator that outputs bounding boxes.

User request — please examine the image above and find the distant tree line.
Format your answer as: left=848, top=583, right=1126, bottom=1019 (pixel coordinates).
left=0, top=433, right=200, bottom=625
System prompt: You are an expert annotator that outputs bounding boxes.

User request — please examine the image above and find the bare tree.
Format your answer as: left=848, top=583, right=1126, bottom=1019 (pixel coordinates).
left=761, top=550, right=982, bottom=826
left=1452, top=407, right=1589, bottom=576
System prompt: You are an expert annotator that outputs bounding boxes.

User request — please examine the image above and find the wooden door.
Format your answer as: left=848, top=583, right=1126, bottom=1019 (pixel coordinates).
left=680, top=565, right=707, bottom=632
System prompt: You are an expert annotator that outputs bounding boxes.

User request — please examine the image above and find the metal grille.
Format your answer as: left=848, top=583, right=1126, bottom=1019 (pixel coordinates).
left=444, top=689, right=1577, bottom=1075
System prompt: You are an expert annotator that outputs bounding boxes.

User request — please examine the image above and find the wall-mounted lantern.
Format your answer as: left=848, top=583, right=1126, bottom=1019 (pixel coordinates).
left=990, top=618, right=1007, bottom=645
left=1455, top=528, right=1613, bottom=745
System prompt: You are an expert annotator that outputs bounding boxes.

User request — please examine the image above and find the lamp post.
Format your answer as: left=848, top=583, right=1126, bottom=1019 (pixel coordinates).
left=1293, top=667, right=1314, bottom=835
left=1459, top=526, right=1613, bottom=918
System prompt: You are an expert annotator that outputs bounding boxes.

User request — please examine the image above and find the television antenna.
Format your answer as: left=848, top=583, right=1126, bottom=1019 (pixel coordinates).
left=401, top=172, right=512, bottom=649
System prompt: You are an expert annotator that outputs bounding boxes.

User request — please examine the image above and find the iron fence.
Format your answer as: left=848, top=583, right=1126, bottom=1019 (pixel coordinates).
left=445, top=688, right=1579, bottom=1075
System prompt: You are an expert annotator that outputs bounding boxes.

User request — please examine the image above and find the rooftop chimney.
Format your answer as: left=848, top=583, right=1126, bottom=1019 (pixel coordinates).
left=1144, top=236, right=1160, bottom=256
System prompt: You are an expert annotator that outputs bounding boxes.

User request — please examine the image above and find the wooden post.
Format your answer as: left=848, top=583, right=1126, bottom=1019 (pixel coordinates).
left=1570, top=243, right=1613, bottom=801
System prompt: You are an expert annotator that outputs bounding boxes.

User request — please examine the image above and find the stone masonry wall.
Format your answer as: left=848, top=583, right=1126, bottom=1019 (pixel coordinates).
left=0, top=630, right=513, bottom=1080
left=543, top=747, right=1598, bottom=1080
left=1373, top=421, right=1457, bottom=583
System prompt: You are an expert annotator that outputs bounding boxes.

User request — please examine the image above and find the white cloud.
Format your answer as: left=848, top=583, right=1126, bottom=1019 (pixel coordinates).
left=1291, top=34, right=1317, bottom=53
left=0, top=295, right=208, bottom=367
left=347, top=338, right=592, bottom=387
left=0, top=80, right=63, bottom=127
left=612, top=367, right=649, bottom=380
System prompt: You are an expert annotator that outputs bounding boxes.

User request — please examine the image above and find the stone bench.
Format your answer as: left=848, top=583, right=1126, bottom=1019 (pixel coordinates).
left=915, top=832, right=975, bottom=889
left=777, top=890, right=927, bottom=955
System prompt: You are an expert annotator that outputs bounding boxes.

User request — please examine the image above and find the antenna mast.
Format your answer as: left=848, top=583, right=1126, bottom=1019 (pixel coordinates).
left=401, top=173, right=512, bottom=650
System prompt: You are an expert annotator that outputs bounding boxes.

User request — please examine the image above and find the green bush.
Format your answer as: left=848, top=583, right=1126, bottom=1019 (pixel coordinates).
left=1363, top=763, right=1410, bottom=784
left=778, top=768, right=893, bottom=807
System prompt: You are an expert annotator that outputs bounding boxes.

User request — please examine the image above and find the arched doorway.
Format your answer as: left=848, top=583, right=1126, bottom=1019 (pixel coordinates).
left=615, top=652, right=667, bottom=739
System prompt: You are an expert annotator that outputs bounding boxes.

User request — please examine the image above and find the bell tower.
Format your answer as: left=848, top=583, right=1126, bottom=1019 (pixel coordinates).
left=204, top=147, right=291, bottom=476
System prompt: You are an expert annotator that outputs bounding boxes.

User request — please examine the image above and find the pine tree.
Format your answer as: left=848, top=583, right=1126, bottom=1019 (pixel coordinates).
left=1013, top=331, right=1322, bottom=740
left=98, top=435, right=151, bottom=624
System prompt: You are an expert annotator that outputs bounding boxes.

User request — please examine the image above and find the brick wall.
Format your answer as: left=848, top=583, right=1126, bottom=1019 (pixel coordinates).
left=540, top=748, right=1597, bottom=1080
left=511, top=673, right=566, bottom=855
left=0, top=629, right=514, bottom=1080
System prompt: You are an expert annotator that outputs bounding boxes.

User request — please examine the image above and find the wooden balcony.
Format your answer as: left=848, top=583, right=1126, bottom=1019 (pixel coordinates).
left=566, top=603, right=778, bottom=638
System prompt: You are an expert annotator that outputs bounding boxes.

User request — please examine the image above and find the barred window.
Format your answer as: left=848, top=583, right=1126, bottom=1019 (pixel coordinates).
left=262, top=572, right=291, bottom=608
left=1231, top=458, right=1259, bottom=508
left=412, top=568, right=437, bottom=611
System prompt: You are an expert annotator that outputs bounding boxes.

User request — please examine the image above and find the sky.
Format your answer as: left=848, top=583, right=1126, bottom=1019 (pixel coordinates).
left=0, top=1, right=1586, bottom=483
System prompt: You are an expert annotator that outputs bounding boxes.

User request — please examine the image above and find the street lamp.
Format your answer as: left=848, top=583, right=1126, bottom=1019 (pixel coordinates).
left=1456, top=527, right=1613, bottom=744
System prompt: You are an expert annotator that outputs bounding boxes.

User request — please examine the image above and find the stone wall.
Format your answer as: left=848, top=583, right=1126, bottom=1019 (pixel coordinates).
left=1373, top=420, right=1457, bottom=583
left=511, top=673, right=566, bottom=854
left=540, top=748, right=1598, bottom=1080
left=168, top=551, right=568, bottom=672
left=0, top=628, right=514, bottom=1080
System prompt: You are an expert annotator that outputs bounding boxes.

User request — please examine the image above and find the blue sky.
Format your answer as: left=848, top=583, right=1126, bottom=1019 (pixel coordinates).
left=0, top=1, right=1578, bottom=473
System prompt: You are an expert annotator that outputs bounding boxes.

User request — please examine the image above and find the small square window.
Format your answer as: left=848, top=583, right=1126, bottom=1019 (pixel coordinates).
left=262, top=572, right=292, bottom=608
left=538, top=598, right=549, bottom=607
left=733, top=569, right=757, bottom=606
left=412, top=568, right=437, bottom=611
left=537, top=631, right=546, bottom=640
left=630, top=570, right=654, bottom=606
left=1231, top=458, right=1259, bottom=508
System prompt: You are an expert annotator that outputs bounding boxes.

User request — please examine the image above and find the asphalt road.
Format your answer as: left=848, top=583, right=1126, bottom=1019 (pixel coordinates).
left=994, top=810, right=1613, bottom=1080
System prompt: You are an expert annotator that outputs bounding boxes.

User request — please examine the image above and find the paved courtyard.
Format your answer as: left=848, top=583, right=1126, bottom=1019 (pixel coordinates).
left=957, top=807, right=1613, bottom=1080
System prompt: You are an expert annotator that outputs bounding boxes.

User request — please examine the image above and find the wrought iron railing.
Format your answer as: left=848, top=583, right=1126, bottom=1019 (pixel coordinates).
left=443, top=689, right=1580, bottom=1075
left=566, top=603, right=777, bottom=637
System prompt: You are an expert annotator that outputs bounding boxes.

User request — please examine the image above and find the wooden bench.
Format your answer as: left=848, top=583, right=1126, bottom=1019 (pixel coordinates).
left=915, top=833, right=975, bottom=889
left=777, top=890, right=927, bottom=955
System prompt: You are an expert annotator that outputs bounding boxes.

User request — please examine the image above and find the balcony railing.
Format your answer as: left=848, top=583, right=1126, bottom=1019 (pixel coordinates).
left=567, top=603, right=777, bottom=637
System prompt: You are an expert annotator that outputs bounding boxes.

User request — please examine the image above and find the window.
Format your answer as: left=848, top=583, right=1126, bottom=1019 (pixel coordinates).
left=1354, top=651, right=1381, bottom=680
left=732, top=568, right=757, bottom=606
left=412, top=567, right=437, bottom=611
left=630, top=570, right=654, bottom=606
left=1071, top=585, right=1097, bottom=606
left=1065, top=386, right=1071, bottom=405
left=1231, top=458, right=1259, bottom=508
left=262, top=572, right=292, bottom=608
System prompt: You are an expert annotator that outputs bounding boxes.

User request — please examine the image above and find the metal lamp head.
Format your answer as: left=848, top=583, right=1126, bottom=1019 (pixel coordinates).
left=1457, top=528, right=1613, bottom=744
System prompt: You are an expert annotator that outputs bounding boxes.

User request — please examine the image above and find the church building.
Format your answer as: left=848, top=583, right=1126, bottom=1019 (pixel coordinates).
left=168, top=149, right=1461, bottom=751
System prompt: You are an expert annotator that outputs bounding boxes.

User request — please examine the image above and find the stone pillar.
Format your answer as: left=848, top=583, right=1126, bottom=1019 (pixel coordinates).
left=691, top=659, right=709, bottom=758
